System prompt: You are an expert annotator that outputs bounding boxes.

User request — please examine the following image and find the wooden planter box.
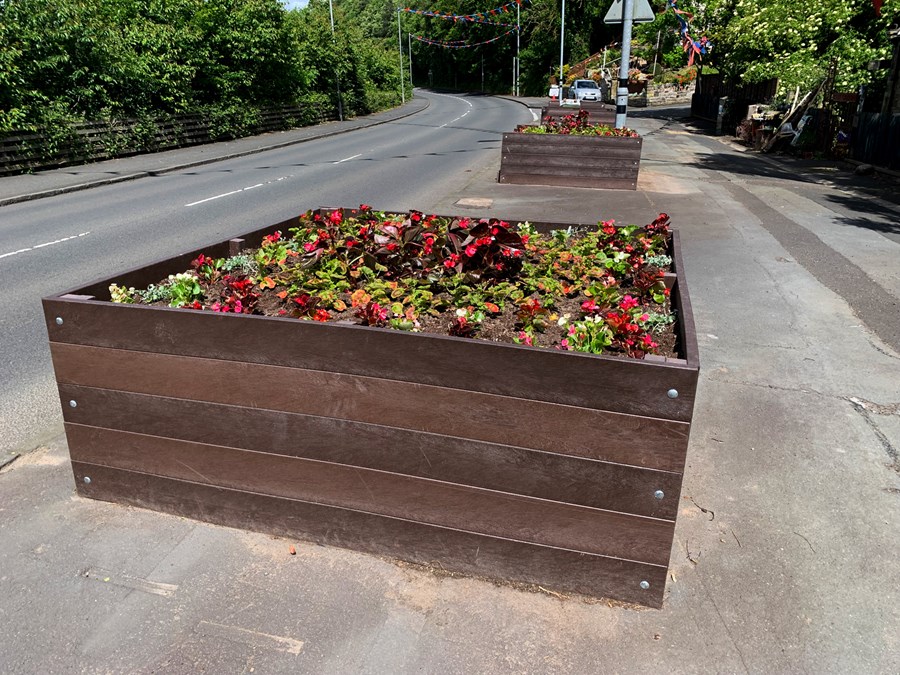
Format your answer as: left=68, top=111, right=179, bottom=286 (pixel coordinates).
left=499, top=132, right=642, bottom=190
left=43, top=210, right=698, bottom=608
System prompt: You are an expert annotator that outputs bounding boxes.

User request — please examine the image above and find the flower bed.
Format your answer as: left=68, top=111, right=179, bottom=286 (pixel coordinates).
left=499, top=111, right=643, bottom=190
left=43, top=207, right=698, bottom=608
left=108, top=206, right=676, bottom=359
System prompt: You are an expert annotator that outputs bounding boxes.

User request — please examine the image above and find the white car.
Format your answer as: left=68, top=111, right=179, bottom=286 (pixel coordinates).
left=570, top=79, right=601, bottom=102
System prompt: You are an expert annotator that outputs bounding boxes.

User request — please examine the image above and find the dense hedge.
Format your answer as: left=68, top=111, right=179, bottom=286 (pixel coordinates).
left=0, top=0, right=401, bottom=146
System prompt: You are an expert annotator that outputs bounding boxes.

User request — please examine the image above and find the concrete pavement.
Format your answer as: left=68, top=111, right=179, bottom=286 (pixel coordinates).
left=2, top=95, right=899, bottom=673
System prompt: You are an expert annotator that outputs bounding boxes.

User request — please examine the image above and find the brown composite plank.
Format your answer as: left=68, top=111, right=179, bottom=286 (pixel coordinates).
left=500, top=152, right=640, bottom=168
left=499, top=158, right=639, bottom=177
left=43, top=300, right=698, bottom=421
left=65, top=424, right=675, bottom=564
left=499, top=173, right=638, bottom=190
left=60, top=386, right=683, bottom=515
left=70, top=462, right=668, bottom=607
left=501, top=148, right=641, bottom=164
left=670, top=230, right=700, bottom=367
left=52, top=344, right=691, bottom=471
left=501, top=134, right=642, bottom=153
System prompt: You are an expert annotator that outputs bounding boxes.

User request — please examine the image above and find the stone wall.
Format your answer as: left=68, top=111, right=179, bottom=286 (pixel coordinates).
left=646, top=81, right=697, bottom=106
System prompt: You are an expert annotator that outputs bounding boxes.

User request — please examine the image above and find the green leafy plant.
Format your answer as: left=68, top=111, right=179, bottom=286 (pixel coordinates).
left=166, top=272, right=203, bottom=308
left=121, top=207, right=678, bottom=359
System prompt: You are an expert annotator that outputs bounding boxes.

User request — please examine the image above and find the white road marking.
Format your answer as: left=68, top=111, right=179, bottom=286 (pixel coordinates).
left=185, top=175, right=293, bottom=207
left=531, top=109, right=540, bottom=121
left=430, top=92, right=474, bottom=128
left=0, top=231, right=90, bottom=260
left=334, top=153, right=362, bottom=164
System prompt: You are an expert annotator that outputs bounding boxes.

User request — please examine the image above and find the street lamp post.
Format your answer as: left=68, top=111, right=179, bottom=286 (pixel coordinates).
left=558, top=0, right=566, bottom=100
left=397, top=9, right=406, bottom=103
left=328, top=0, right=343, bottom=121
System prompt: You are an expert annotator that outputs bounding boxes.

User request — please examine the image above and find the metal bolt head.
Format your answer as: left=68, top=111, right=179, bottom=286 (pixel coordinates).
left=640, top=580, right=650, bottom=590
left=654, top=490, right=665, bottom=500
left=83, top=476, right=91, bottom=484
left=68, top=400, right=77, bottom=408
left=667, top=389, right=679, bottom=399
left=55, top=317, right=64, bottom=325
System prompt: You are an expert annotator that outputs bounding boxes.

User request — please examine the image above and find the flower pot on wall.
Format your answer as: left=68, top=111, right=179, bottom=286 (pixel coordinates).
left=43, top=209, right=698, bottom=608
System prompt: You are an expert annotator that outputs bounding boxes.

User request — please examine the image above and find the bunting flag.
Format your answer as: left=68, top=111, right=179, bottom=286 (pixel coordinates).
left=400, top=0, right=530, bottom=26
left=667, top=0, right=711, bottom=66
left=412, top=28, right=518, bottom=49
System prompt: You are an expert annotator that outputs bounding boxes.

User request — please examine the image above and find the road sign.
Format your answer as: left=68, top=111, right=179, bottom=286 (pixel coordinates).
left=604, top=0, right=655, bottom=24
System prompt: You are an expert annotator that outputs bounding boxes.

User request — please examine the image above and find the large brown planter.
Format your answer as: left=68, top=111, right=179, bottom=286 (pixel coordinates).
left=499, top=132, right=642, bottom=190
left=43, top=210, right=698, bottom=608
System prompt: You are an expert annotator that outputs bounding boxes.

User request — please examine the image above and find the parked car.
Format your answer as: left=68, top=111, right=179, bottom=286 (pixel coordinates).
left=570, top=79, right=602, bottom=102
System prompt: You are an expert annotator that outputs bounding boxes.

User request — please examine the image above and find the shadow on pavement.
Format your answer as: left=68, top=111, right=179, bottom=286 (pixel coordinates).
left=825, top=193, right=900, bottom=236
left=691, top=152, right=816, bottom=183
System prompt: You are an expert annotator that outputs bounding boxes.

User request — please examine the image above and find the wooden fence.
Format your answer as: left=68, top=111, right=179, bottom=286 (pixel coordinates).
left=0, top=104, right=339, bottom=176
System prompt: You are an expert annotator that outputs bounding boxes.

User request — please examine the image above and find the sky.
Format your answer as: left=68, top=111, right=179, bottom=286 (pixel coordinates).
left=282, top=0, right=309, bottom=9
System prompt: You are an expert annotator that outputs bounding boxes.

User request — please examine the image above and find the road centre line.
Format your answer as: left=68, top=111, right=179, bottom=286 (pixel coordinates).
left=334, top=153, right=362, bottom=164
left=185, top=175, right=292, bottom=207
left=0, top=231, right=90, bottom=260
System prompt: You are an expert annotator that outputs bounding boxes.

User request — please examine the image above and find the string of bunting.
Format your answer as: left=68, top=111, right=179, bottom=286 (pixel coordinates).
left=667, top=0, right=711, bottom=66
left=412, top=28, right=518, bottom=49
left=400, top=0, right=530, bottom=26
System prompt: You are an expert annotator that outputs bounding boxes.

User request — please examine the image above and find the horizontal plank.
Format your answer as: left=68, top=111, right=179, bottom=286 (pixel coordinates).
left=60, top=386, right=684, bottom=511
left=502, top=143, right=641, bottom=161
left=71, top=462, right=668, bottom=606
left=499, top=172, right=638, bottom=190
left=43, top=299, right=697, bottom=422
left=66, top=425, right=675, bottom=564
left=500, top=156, right=639, bottom=175
left=53, top=346, right=691, bottom=471
left=502, top=133, right=642, bottom=151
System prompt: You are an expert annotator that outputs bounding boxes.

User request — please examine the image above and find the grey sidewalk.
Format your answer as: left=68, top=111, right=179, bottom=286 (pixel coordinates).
left=2, top=97, right=900, bottom=673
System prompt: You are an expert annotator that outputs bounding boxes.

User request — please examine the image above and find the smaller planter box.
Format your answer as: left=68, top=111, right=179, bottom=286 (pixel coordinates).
left=542, top=102, right=617, bottom=126
left=499, top=132, right=642, bottom=190
left=43, top=209, right=696, bottom=608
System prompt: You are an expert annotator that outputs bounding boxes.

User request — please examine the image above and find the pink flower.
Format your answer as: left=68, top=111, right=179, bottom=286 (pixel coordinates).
left=233, top=299, right=243, bottom=314
left=560, top=339, right=570, bottom=350
left=581, top=299, right=599, bottom=313
left=329, top=210, right=342, bottom=224
left=517, top=331, right=533, bottom=346
left=465, top=245, right=478, bottom=257
left=303, top=242, right=317, bottom=252
left=620, top=295, right=639, bottom=310
left=641, top=334, right=658, bottom=348
left=640, top=313, right=649, bottom=322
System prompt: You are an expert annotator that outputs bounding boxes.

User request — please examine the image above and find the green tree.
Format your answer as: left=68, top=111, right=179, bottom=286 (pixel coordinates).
left=696, top=0, right=899, bottom=93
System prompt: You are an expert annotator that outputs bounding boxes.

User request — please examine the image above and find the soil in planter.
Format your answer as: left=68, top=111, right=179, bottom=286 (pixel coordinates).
left=112, top=207, right=680, bottom=360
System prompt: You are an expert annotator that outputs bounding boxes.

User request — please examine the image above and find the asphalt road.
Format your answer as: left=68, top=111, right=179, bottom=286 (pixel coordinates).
left=0, top=91, right=534, bottom=458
